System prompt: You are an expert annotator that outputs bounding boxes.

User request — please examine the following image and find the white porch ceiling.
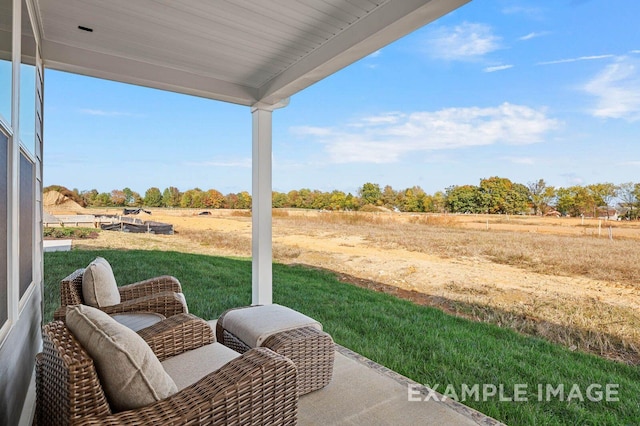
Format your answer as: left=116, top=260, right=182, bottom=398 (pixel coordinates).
left=32, top=0, right=470, bottom=106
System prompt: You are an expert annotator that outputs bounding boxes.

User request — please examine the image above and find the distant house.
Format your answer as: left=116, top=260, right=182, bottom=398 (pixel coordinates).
left=597, top=207, right=619, bottom=220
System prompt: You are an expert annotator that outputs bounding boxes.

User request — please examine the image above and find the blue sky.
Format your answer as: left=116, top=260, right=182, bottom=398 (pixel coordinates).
left=44, top=0, right=640, bottom=196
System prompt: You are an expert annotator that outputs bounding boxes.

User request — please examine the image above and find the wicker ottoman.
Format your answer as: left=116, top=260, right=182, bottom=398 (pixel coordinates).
left=216, top=304, right=334, bottom=395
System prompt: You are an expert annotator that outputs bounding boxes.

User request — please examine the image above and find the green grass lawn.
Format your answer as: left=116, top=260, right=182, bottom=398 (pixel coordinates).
left=45, top=249, right=640, bottom=425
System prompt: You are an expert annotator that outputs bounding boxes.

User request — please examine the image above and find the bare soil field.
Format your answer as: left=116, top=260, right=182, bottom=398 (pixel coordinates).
left=72, top=208, right=640, bottom=364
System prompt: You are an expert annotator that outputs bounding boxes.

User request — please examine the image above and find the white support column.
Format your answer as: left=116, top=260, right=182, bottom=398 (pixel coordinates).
left=251, top=107, right=273, bottom=305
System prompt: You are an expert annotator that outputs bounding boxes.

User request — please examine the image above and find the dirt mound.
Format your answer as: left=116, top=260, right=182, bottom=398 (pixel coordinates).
left=44, top=190, right=86, bottom=214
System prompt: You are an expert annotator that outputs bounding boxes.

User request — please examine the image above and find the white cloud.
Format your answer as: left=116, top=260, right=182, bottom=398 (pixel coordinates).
left=620, top=161, right=640, bottom=166
left=352, top=112, right=405, bottom=127
left=631, top=50, right=640, bottom=54
left=424, top=22, right=501, bottom=61
left=583, top=57, right=640, bottom=121
left=368, top=50, right=382, bottom=58
left=537, top=54, right=614, bottom=65
left=291, top=103, right=559, bottom=164
left=519, top=31, right=550, bottom=41
left=483, top=64, right=514, bottom=73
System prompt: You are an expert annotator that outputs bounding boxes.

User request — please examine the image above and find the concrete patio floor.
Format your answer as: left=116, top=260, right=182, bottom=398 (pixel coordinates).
left=299, top=346, right=503, bottom=426
left=207, top=320, right=502, bottom=425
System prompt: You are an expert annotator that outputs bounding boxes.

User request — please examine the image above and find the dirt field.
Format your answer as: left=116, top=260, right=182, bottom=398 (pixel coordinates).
left=71, top=208, right=640, bottom=364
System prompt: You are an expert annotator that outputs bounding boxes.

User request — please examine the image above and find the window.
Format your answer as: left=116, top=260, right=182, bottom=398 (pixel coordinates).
left=0, top=131, right=7, bottom=325
left=20, top=0, right=37, bottom=155
left=19, top=152, right=33, bottom=298
left=0, top=0, right=12, bottom=126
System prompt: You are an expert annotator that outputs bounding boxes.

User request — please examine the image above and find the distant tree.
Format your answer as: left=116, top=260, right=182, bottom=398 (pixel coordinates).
left=223, top=193, right=238, bottom=209
left=431, top=191, right=446, bottom=213
left=110, top=189, right=126, bottom=206
left=162, top=187, right=181, bottom=207
left=422, top=194, right=436, bottom=213
left=445, top=185, right=482, bottom=213
left=122, top=187, right=135, bottom=206
left=180, top=188, right=204, bottom=208
left=506, top=183, right=531, bottom=214
left=311, top=190, right=331, bottom=210
left=130, top=191, right=143, bottom=207
left=80, top=189, right=99, bottom=207
left=587, top=183, right=618, bottom=218
left=528, top=179, right=555, bottom=215
left=223, top=192, right=251, bottom=209
left=272, top=191, right=288, bottom=208
left=344, top=193, right=358, bottom=211
left=92, top=192, right=112, bottom=207
left=297, top=188, right=314, bottom=209
left=328, top=190, right=347, bottom=210
left=381, top=185, right=397, bottom=210
left=203, top=189, right=225, bottom=209
left=359, top=182, right=382, bottom=206
left=555, top=186, right=596, bottom=217
left=618, top=182, right=639, bottom=219
left=400, top=186, right=427, bottom=212
left=479, top=176, right=514, bottom=214
left=236, top=191, right=252, bottom=209
left=143, top=187, right=163, bottom=207
left=286, top=190, right=300, bottom=208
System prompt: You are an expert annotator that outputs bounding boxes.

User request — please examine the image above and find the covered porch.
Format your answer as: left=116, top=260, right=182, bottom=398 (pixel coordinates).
left=0, top=0, right=503, bottom=424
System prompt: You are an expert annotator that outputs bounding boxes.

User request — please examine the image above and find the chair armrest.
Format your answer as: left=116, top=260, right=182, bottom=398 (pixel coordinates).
left=77, top=348, right=298, bottom=426
left=118, top=275, right=182, bottom=301
left=53, top=306, right=68, bottom=322
left=101, top=291, right=187, bottom=317
left=138, top=313, right=215, bottom=361
left=60, top=268, right=85, bottom=306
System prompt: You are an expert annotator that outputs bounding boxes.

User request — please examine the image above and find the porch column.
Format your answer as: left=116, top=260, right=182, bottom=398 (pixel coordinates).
left=251, top=107, right=273, bottom=305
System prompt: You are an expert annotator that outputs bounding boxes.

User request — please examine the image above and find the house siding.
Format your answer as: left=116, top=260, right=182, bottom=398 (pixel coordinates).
left=0, top=286, right=41, bottom=424
left=0, top=1, right=44, bottom=421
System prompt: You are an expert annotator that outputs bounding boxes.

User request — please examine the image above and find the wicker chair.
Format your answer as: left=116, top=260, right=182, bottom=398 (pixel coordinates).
left=53, top=268, right=188, bottom=322
left=35, top=314, right=299, bottom=425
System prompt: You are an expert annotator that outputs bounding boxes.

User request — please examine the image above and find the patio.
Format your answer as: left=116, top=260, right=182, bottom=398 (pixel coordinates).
left=205, top=320, right=501, bottom=425
left=3, top=1, right=483, bottom=423
left=298, top=346, right=499, bottom=425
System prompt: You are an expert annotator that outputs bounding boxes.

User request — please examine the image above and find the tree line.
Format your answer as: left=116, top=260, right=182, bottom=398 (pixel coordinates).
left=45, top=178, right=640, bottom=218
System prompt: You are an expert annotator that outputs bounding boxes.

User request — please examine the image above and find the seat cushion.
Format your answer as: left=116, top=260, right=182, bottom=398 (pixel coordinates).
left=111, top=312, right=165, bottom=332
left=162, top=342, right=241, bottom=390
left=66, top=305, right=178, bottom=412
left=82, top=257, right=121, bottom=307
left=222, top=304, right=322, bottom=348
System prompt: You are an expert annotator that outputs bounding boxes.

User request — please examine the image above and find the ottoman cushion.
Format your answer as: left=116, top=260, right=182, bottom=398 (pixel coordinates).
left=222, top=304, right=322, bottom=348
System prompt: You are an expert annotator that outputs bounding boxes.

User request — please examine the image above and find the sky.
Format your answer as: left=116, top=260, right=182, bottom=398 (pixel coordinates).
left=43, top=0, right=640, bottom=197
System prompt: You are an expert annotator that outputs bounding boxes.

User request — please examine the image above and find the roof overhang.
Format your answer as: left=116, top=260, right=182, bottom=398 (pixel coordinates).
left=32, top=0, right=470, bottom=107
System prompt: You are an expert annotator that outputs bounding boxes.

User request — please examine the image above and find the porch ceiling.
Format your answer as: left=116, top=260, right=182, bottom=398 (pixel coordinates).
left=33, top=0, right=469, bottom=106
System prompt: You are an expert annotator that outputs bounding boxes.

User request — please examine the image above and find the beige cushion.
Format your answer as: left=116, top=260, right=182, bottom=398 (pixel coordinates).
left=82, top=257, right=121, bottom=307
left=111, top=312, right=165, bottom=332
left=66, top=305, right=178, bottom=412
left=162, top=343, right=241, bottom=390
left=222, top=304, right=322, bottom=348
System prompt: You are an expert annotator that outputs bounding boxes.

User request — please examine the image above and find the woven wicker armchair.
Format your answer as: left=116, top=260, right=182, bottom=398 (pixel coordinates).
left=36, top=314, right=299, bottom=425
left=53, top=268, right=187, bottom=321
